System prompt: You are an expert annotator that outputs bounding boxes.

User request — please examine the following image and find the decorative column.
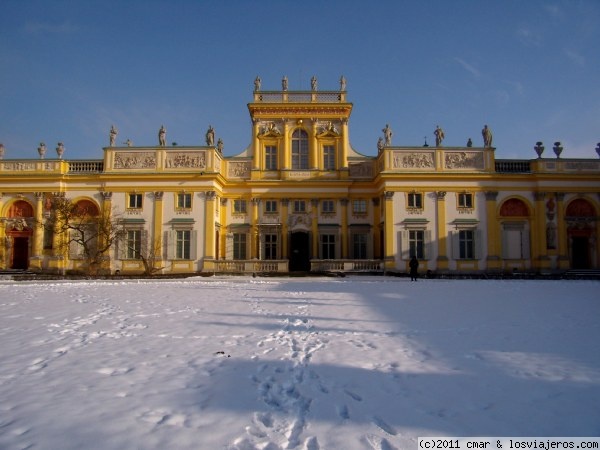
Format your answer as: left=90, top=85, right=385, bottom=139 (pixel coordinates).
left=310, top=121, right=318, bottom=170
left=555, top=192, right=569, bottom=269
left=341, top=118, right=349, bottom=169
left=484, top=191, right=501, bottom=271
left=204, top=192, right=217, bottom=264
left=311, top=199, right=319, bottom=258
left=383, top=192, right=395, bottom=269
left=30, top=192, right=45, bottom=271
left=0, top=193, right=5, bottom=269
left=219, top=198, right=228, bottom=260
left=435, top=191, right=449, bottom=271
left=50, top=192, right=66, bottom=274
left=341, top=198, right=349, bottom=259
left=372, top=197, right=382, bottom=259
left=250, top=198, right=260, bottom=259
left=252, top=119, right=261, bottom=171
left=153, top=191, right=164, bottom=272
left=281, top=199, right=289, bottom=259
left=533, top=191, right=550, bottom=270
left=100, top=191, right=113, bottom=274
left=282, top=121, right=290, bottom=170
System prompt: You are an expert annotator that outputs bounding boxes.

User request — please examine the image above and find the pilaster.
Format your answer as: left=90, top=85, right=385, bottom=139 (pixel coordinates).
left=533, top=191, right=550, bottom=270
left=310, top=121, right=318, bottom=170
left=311, top=199, right=319, bottom=257
left=435, top=191, right=449, bottom=270
left=555, top=192, right=570, bottom=269
left=383, top=192, right=394, bottom=269
left=250, top=198, right=259, bottom=259
left=29, top=192, right=45, bottom=270
left=281, top=198, right=289, bottom=259
left=484, top=191, right=501, bottom=270
left=341, top=118, right=349, bottom=169
left=153, top=191, right=164, bottom=271
left=341, top=198, right=349, bottom=259
left=204, top=191, right=217, bottom=260
left=100, top=191, right=113, bottom=273
left=282, top=121, right=290, bottom=170
left=372, top=197, right=381, bottom=259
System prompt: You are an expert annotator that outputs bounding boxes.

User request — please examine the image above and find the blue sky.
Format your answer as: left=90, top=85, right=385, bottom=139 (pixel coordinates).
left=1, top=0, right=599, bottom=160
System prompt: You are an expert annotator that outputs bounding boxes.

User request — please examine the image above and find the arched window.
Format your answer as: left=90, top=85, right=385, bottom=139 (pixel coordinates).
left=291, top=129, right=309, bottom=170
left=8, top=200, right=34, bottom=218
left=499, top=198, right=529, bottom=217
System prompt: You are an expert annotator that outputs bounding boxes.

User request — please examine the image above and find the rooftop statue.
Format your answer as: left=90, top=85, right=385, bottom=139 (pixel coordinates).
left=434, top=125, right=445, bottom=146
left=217, top=138, right=223, bottom=153
left=311, top=76, right=318, bottom=91
left=158, top=125, right=166, bottom=147
left=282, top=76, right=288, bottom=91
left=382, top=124, right=393, bottom=146
left=206, top=125, right=215, bottom=146
left=340, top=75, right=346, bottom=91
left=109, top=125, right=118, bottom=147
left=254, top=76, right=261, bottom=92
left=482, top=124, right=493, bottom=148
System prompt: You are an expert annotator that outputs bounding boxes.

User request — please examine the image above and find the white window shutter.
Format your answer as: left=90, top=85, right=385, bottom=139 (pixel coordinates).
left=190, top=230, right=198, bottom=260
left=166, top=231, right=175, bottom=260
left=424, top=230, right=432, bottom=260
left=400, top=230, right=410, bottom=260
left=451, top=231, right=460, bottom=259
left=474, top=229, right=482, bottom=260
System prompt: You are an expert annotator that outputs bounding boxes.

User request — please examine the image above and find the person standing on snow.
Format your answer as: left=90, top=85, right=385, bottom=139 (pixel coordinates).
left=409, top=256, right=419, bottom=281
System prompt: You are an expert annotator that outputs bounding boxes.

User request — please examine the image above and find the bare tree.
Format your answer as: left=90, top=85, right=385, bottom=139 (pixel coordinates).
left=120, top=232, right=166, bottom=276
left=46, top=197, right=125, bottom=275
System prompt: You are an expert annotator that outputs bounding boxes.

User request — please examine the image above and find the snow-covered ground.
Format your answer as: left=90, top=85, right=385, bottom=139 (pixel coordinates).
left=0, top=277, right=599, bottom=450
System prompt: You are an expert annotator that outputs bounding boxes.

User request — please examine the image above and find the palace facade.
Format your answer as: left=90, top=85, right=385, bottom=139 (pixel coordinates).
left=1, top=80, right=599, bottom=276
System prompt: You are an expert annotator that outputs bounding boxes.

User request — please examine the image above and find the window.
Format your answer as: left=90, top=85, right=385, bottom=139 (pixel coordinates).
left=408, top=192, right=423, bottom=209
left=409, top=230, right=425, bottom=259
left=352, top=233, right=368, bottom=259
left=459, top=230, right=474, bottom=259
left=265, top=146, right=277, bottom=170
left=265, top=200, right=278, bottom=214
left=322, top=200, right=335, bottom=214
left=320, top=234, right=336, bottom=259
left=126, top=230, right=142, bottom=259
left=264, top=234, right=278, bottom=260
left=233, top=199, right=247, bottom=214
left=291, top=129, right=309, bottom=169
left=177, top=193, right=192, bottom=209
left=458, top=193, right=473, bottom=209
left=323, top=145, right=335, bottom=170
left=128, top=193, right=143, bottom=209
left=293, top=200, right=306, bottom=213
left=233, top=233, right=247, bottom=259
left=176, top=230, right=191, bottom=259
left=353, top=199, right=367, bottom=214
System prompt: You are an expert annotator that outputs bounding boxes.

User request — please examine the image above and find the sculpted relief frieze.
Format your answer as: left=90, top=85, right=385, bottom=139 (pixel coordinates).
left=444, top=151, right=484, bottom=170
left=393, top=151, right=435, bottom=169
left=228, top=161, right=251, bottom=178
left=165, top=151, right=206, bottom=169
left=113, top=152, right=156, bottom=169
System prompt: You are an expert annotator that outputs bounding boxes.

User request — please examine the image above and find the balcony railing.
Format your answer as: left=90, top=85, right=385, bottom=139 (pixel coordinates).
left=495, top=160, right=531, bottom=173
left=253, top=91, right=345, bottom=103
left=68, top=160, right=104, bottom=173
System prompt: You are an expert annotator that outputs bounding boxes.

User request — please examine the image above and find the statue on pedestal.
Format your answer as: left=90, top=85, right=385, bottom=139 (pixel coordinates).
left=158, top=125, right=166, bottom=146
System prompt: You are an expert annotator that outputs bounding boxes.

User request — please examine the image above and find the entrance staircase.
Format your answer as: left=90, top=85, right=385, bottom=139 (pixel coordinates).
left=563, top=269, right=600, bottom=279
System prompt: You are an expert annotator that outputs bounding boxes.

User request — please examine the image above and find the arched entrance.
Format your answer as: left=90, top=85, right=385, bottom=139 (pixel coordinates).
left=289, top=231, right=310, bottom=272
left=5, top=200, right=35, bottom=270
left=566, top=199, right=597, bottom=269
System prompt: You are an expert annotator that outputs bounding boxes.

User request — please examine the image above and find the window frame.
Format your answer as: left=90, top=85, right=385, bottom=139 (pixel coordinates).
left=176, top=193, right=192, bottom=210
left=323, top=145, right=336, bottom=170
left=321, top=200, right=335, bottom=214
left=127, top=193, right=143, bottom=209
left=407, top=192, right=423, bottom=210
left=265, top=145, right=278, bottom=171
left=264, top=200, right=278, bottom=214
left=293, top=200, right=306, bottom=213
left=458, top=192, right=474, bottom=209
left=352, top=199, right=367, bottom=215
left=233, top=199, right=247, bottom=214
left=291, top=129, right=309, bottom=170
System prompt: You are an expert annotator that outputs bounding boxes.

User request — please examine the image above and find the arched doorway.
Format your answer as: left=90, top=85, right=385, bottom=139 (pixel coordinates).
left=566, top=199, right=597, bottom=269
left=289, top=231, right=310, bottom=272
left=6, top=200, right=35, bottom=270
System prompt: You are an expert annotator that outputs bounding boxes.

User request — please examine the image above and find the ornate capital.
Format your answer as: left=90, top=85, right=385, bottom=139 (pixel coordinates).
left=555, top=192, right=566, bottom=202
left=153, top=191, right=164, bottom=200
left=101, top=191, right=113, bottom=200
left=205, top=190, right=217, bottom=200
left=53, top=192, right=66, bottom=199
left=341, top=198, right=350, bottom=206
left=310, top=198, right=319, bottom=207
left=384, top=191, right=394, bottom=200
left=281, top=198, right=290, bottom=207
left=436, top=191, right=447, bottom=200
left=251, top=197, right=260, bottom=204
left=34, top=192, right=45, bottom=200
left=220, top=197, right=228, bottom=206
left=485, top=191, right=499, bottom=201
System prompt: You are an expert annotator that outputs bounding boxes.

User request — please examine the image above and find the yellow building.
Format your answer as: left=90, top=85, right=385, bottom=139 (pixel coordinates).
left=1, top=80, right=599, bottom=276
